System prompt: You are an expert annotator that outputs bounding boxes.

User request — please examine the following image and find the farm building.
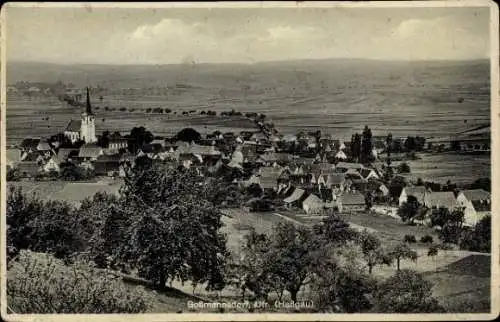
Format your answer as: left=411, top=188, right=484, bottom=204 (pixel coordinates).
left=302, top=193, right=325, bottom=214
left=359, top=168, right=380, bottom=180
left=42, top=155, right=62, bottom=173
left=399, top=186, right=431, bottom=206
left=335, top=162, right=364, bottom=173
left=423, top=191, right=459, bottom=210
left=456, top=189, right=491, bottom=227
left=78, top=144, right=104, bottom=161
left=283, top=188, right=306, bottom=209
left=338, top=192, right=366, bottom=213
left=335, top=150, right=348, bottom=160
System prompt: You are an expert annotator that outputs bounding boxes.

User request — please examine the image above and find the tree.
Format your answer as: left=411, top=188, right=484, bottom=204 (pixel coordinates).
left=265, top=222, right=320, bottom=302
left=361, top=125, right=373, bottom=163
left=439, top=208, right=465, bottom=244
left=460, top=215, right=491, bottom=253
left=312, top=256, right=376, bottom=313
left=7, top=167, right=21, bottom=181
left=234, top=228, right=274, bottom=300
left=350, top=133, right=362, bottom=162
left=175, top=128, right=201, bottom=143
left=358, top=230, right=392, bottom=274
left=7, top=250, right=150, bottom=313
left=388, top=176, right=405, bottom=202
left=373, top=269, right=445, bottom=313
left=470, top=177, right=491, bottom=192
left=313, top=212, right=359, bottom=246
left=111, top=164, right=228, bottom=291
left=98, top=130, right=110, bottom=148
left=127, top=126, right=154, bottom=154
left=7, top=187, right=86, bottom=262
left=427, top=245, right=439, bottom=271
left=397, top=195, right=421, bottom=224
left=388, top=242, right=418, bottom=271
left=59, top=162, right=94, bottom=181
left=397, top=162, right=411, bottom=174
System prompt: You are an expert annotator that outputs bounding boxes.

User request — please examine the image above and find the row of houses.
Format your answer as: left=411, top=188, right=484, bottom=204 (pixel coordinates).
left=399, top=186, right=491, bottom=227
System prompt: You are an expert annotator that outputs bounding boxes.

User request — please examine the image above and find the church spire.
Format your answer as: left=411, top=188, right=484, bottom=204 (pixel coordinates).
left=85, top=87, right=93, bottom=115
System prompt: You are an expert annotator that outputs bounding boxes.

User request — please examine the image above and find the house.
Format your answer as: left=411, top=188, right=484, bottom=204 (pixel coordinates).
left=108, top=138, right=128, bottom=150
left=359, top=168, right=380, bottom=181
left=302, top=193, right=325, bottom=215
left=325, top=173, right=348, bottom=192
left=335, top=162, right=364, bottom=173
left=423, top=191, right=458, bottom=210
left=335, top=150, right=348, bottom=160
left=93, top=154, right=122, bottom=176
left=57, top=148, right=78, bottom=163
left=231, top=150, right=244, bottom=164
left=284, top=188, right=306, bottom=209
left=456, top=189, right=491, bottom=227
left=20, top=138, right=41, bottom=153
left=345, top=168, right=364, bottom=181
left=78, top=144, right=104, bottom=161
left=36, top=141, right=52, bottom=152
left=42, top=155, right=62, bottom=173
left=338, top=192, right=366, bottom=213
left=399, top=186, right=431, bottom=206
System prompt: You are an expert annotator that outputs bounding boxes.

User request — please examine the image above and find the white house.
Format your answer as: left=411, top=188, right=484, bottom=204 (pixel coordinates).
left=302, top=194, right=324, bottom=214
left=456, top=189, right=491, bottom=227
left=335, top=150, right=348, bottom=160
left=399, top=186, right=430, bottom=206
left=42, top=156, right=61, bottom=173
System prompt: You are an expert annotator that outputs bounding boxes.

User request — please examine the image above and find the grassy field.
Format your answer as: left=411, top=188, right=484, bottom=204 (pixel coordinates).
left=7, top=178, right=122, bottom=207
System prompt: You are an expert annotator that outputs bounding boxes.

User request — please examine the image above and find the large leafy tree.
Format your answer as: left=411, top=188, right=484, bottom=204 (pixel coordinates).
left=460, top=215, right=491, bottom=253
left=373, top=269, right=445, bottom=313
left=103, top=162, right=229, bottom=291
left=7, top=187, right=86, bottom=262
left=397, top=195, right=422, bottom=224
left=127, top=126, right=154, bottom=154
left=175, top=127, right=201, bottom=143
left=358, top=230, right=392, bottom=274
left=7, top=250, right=150, bottom=313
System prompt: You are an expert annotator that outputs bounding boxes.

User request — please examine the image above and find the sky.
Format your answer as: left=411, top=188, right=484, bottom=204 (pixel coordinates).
left=4, top=3, right=492, bottom=65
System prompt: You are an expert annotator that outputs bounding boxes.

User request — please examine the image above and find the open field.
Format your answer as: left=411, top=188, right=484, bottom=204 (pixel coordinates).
left=396, top=153, right=490, bottom=184
left=7, top=59, right=490, bottom=143
left=7, top=178, right=122, bottom=207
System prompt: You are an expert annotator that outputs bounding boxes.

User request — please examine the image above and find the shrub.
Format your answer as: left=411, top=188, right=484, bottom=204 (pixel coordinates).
left=128, top=108, right=135, bottom=112
left=145, top=108, right=152, bottom=113
left=119, top=107, right=126, bottom=112
left=403, top=235, right=417, bottom=243
left=420, top=235, right=434, bottom=244
left=397, top=162, right=411, bottom=174
left=7, top=250, right=150, bottom=313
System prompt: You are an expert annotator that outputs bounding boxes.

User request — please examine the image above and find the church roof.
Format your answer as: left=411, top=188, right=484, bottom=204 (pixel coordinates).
left=65, top=120, right=82, bottom=132
left=84, top=87, right=94, bottom=115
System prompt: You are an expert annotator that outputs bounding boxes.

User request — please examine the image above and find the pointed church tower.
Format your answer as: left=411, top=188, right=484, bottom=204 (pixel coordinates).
left=80, top=87, right=97, bottom=143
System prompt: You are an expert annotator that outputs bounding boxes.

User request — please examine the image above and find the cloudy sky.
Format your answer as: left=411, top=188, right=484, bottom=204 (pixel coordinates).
left=5, top=3, right=491, bottom=64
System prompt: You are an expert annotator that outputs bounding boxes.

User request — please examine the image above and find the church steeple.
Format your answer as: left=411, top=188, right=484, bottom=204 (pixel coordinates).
left=85, top=87, right=93, bottom=115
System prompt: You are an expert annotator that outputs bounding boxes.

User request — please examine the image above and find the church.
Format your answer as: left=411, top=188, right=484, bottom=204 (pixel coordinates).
left=64, top=87, right=97, bottom=143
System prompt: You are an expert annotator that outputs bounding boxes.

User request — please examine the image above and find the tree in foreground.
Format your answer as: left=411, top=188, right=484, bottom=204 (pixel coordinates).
left=373, top=269, right=445, bottom=313
left=460, top=215, right=491, bottom=253
left=7, top=250, right=150, bottom=313
left=388, top=242, right=418, bottom=271
left=7, top=187, right=86, bottom=262
left=358, top=230, right=392, bottom=274
left=91, top=162, right=229, bottom=292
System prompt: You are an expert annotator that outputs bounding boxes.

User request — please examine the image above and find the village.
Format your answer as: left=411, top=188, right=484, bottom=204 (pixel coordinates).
left=5, top=87, right=491, bottom=230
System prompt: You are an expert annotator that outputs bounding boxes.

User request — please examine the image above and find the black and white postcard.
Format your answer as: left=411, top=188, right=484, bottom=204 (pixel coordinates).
left=1, top=1, right=498, bottom=321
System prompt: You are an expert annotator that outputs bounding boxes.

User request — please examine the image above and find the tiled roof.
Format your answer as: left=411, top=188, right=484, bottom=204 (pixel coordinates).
left=303, top=193, right=324, bottom=206
left=460, top=189, right=491, bottom=202
left=65, top=120, right=82, bottom=132
left=404, top=186, right=430, bottom=204
left=341, top=192, right=365, bottom=206
left=284, top=188, right=305, bottom=203
left=78, top=144, right=103, bottom=158
left=336, top=162, right=364, bottom=170
left=424, top=192, right=458, bottom=209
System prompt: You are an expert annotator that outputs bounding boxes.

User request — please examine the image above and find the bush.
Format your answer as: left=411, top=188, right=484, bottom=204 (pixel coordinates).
left=403, top=235, right=417, bottom=243
left=128, top=108, right=135, bottom=112
left=7, top=250, right=150, bottom=313
left=119, top=107, right=127, bottom=112
left=397, top=162, right=411, bottom=174
left=420, top=235, right=434, bottom=244
left=145, top=108, right=152, bottom=113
